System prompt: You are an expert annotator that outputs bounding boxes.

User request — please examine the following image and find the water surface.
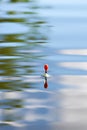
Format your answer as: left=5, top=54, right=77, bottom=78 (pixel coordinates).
left=1, top=0, right=87, bottom=130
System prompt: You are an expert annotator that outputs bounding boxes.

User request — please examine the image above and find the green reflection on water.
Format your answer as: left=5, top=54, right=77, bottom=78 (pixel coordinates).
left=10, top=0, right=29, bottom=2
left=0, top=0, right=49, bottom=124
left=4, top=35, right=25, bottom=42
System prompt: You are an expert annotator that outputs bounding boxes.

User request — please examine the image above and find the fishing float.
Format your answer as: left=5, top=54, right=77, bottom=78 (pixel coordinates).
left=42, top=64, right=50, bottom=78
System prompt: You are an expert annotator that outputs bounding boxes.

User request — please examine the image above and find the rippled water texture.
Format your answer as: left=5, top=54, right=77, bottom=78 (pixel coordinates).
left=1, top=0, right=87, bottom=130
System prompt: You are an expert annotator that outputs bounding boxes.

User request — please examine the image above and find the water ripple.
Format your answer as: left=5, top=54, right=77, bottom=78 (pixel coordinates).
left=0, top=42, right=25, bottom=47
left=0, top=56, right=21, bottom=59
left=0, top=22, right=28, bottom=34
left=1, top=3, right=30, bottom=12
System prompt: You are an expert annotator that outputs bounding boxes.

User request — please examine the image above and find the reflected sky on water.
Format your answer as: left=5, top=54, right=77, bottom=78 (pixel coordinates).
left=1, top=0, right=87, bottom=130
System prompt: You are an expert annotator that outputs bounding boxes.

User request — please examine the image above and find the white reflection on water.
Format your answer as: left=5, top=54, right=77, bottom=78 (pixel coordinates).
left=59, top=75, right=87, bottom=88
left=59, top=62, right=87, bottom=71
left=0, top=56, right=21, bottom=59
left=50, top=75, right=87, bottom=130
left=59, top=75, right=87, bottom=123
left=0, top=42, right=25, bottom=47
left=59, top=49, right=87, bottom=55
left=0, top=76, right=43, bottom=83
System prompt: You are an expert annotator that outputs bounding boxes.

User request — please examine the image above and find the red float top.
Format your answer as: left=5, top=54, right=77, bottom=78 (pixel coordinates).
left=44, top=64, right=48, bottom=71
